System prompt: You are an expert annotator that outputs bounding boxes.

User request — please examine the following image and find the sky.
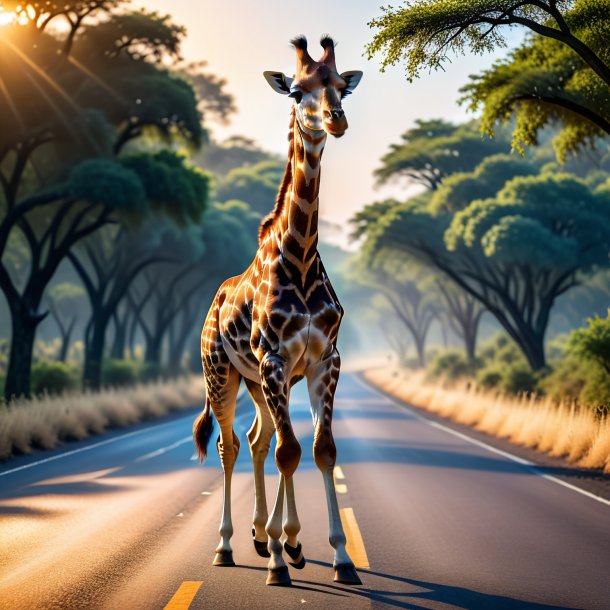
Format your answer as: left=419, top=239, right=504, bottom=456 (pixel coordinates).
left=136, top=0, right=520, bottom=235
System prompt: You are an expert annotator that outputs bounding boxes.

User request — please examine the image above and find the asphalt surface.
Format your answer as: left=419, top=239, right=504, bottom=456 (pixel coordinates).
left=1, top=373, right=609, bottom=610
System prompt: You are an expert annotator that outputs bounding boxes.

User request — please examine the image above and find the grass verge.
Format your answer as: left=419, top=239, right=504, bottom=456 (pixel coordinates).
left=0, top=376, right=204, bottom=461
left=365, top=368, right=610, bottom=474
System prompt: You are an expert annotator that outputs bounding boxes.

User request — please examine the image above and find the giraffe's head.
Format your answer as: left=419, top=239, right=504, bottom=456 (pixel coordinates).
left=264, top=35, right=362, bottom=138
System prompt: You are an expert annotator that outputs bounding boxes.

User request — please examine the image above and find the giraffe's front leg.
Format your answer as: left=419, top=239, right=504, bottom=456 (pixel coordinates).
left=260, top=352, right=302, bottom=586
left=307, top=348, right=362, bottom=585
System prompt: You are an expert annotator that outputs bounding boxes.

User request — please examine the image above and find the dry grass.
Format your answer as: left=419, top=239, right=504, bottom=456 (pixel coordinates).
left=365, top=368, right=610, bottom=474
left=0, top=376, right=204, bottom=460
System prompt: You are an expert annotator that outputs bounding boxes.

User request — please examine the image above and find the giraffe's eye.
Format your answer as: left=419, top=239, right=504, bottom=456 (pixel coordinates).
left=289, top=88, right=303, bottom=103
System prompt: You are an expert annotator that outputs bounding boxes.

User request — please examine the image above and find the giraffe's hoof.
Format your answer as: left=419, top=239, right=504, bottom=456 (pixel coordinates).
left=212, top=550, right=235, bottom=566
left=252, top=527, right=271, bottom=557
left=283, top=541, right=306, bottom=569
left=254, top=539, right=271, bottom=558
left=334, top=563, right=362, bottom=585
left=266, top=565, right=291, bottom=586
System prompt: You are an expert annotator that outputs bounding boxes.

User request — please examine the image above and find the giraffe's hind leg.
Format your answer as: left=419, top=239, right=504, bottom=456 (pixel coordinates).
left=244, top=379, right=274, bottom=558
left=202, top=322, right=242, bottom=566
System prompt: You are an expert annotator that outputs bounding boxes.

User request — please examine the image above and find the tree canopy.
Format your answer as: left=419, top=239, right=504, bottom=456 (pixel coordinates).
left=366, top=1, right=610, bottom=161
left=356, top=168, right=610, bottom=370
left=375, top=119, right=508, bottom=190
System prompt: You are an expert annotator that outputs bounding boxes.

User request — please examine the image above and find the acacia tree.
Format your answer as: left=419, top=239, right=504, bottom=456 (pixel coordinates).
left=128, top=199, right=260, bottom=373
left=354, top=172, right=610, bottom=370
left=70, top=152, right=209, bottom=389
left=46, top=282, right=85, bottom=361
left=375, top=119, right=507, bottom=190
left=434, top=281, right=485, bottom=362
left=367, top=0, right=610, bottom=159
left=0, top=7, right=230, bottom=398
left=351, top=245, right=438, bottom=367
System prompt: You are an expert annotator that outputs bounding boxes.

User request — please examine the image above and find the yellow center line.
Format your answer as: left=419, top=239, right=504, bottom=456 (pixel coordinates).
left=164, top=581, right=203, bottom=610
left=336, top=483, right=348, bottom=494
left=334, top=465, right=345, bottom=480
left=340, top=507, right=370, bottom=569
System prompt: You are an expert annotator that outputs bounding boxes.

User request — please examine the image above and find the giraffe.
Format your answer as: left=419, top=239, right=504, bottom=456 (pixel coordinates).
left=193, top=35, right=363, bottom=587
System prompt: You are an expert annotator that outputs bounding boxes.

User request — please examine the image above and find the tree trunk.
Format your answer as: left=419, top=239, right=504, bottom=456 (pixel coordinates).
left=5, top=310, right=39, bottom=400
left=464, top=323, right=477, bottom=363
left=517, top=331, right=546, bottom=371
left=57, top=319, right=75, bottom=363
left=82, top=315, right=110, bottom=390
left=414, top=333, right=426, bottom=368
left=110, top=311, right=128, bottom=360
left=144, top=334, right=163, bottom=366
left=168, top=300, right=201, bottom=375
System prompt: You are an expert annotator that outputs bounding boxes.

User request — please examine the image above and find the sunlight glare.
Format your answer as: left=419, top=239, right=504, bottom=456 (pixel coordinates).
left=0, top=10, right=16, bottom=27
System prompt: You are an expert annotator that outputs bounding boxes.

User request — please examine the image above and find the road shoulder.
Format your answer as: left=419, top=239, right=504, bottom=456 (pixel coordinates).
left=359, top=372, right=610, bottom=504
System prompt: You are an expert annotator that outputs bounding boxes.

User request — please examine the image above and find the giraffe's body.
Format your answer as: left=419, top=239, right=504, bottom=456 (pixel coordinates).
left=194, top=35, right=362, bottom=587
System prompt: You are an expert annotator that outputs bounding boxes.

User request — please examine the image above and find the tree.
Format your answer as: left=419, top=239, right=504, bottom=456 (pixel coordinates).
left=351, top=237, right=438, bottom=367
left=70, top=151, right=209, bottom=389
left=46, top=282, right=85, bottom=361
left=367, top=0, right=610, bottom=160
left=196, top=136, right=274, bottom=176
left=215, top=159, right=285, bottom=216
left=429, top=154, right=538, bottom=214
left=355, top=171, right=610, bottom=370
left=0, top=7, right=222, bottom=398
left=461, top=29, right=610, bottom=161
left=375, top=119, right=507, bottom=190
left=434, top=281, right=485, bottom=362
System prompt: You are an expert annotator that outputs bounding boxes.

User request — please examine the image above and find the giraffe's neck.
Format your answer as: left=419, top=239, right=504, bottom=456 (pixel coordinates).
left=273, top=113, right=327, bottom=281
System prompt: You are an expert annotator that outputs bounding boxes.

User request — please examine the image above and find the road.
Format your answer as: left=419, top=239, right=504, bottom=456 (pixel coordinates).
left=1, top=373, right=609, bottom=610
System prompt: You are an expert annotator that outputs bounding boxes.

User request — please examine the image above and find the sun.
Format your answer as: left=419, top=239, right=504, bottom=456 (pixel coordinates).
left=0, top=10, right=16, bottom=27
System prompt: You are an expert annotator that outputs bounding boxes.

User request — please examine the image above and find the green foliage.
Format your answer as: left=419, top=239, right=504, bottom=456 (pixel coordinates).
left=428, top=350, right=477, bottom=380
left=102, top=359, right=141, bottom=387
left=569, top=310, right=610, bottom=374
left=375, top=119, right=507, bottom=190
left=68, top=159, right=147, bottom=211
left=461, top=26, right=610, bottom=161
left=31, top=361, right=78, bottom=395
left=501, top=362, right=538, bottom=394
left=215, top=159, right=284, bottom=216
left=430, top=154, right=538, bottom=214
left=478, top=334, right=524, bottom=365
left=446, top=172, right=610, bottom=270
left=366, top=1, right=610, bottom=161
left=122, top=151, right=210, bottom=224
left=196, top=137, right=273, bottom=176
left=475, top=366, right=503, bottom=389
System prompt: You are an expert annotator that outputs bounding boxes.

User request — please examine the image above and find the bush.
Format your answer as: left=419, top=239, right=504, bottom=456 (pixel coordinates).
left=478, top=333, right=523, bottom=364
left=539, top=314, right=610, bottom=413
left=569, top=311, right=610, bottom=377
left=500, top=362, right=537, bottom=395
left=428, top=350, right=477, bottom=380
left=102, top=360, right=141, bottom=387
left=139, top=362, right=163, bottom=382
left=31, top=361, right=77, bottom=396
left=476, top=366, right=503, bottom=389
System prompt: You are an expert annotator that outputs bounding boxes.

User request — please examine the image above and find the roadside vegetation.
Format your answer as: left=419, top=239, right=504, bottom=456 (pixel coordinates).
left=0, top=375, right=202, bottom=460
left=366, top=367, right=610, bottom=474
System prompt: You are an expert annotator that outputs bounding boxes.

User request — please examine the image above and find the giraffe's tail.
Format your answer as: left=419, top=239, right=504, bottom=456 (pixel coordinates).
left=193, top=396, right=214, bottom=463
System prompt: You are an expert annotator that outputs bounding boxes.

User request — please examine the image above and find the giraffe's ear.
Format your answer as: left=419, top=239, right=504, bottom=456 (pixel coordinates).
left=263, top=71, right=294, bottom=95
left=340, top=71, right=363, bottom=98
